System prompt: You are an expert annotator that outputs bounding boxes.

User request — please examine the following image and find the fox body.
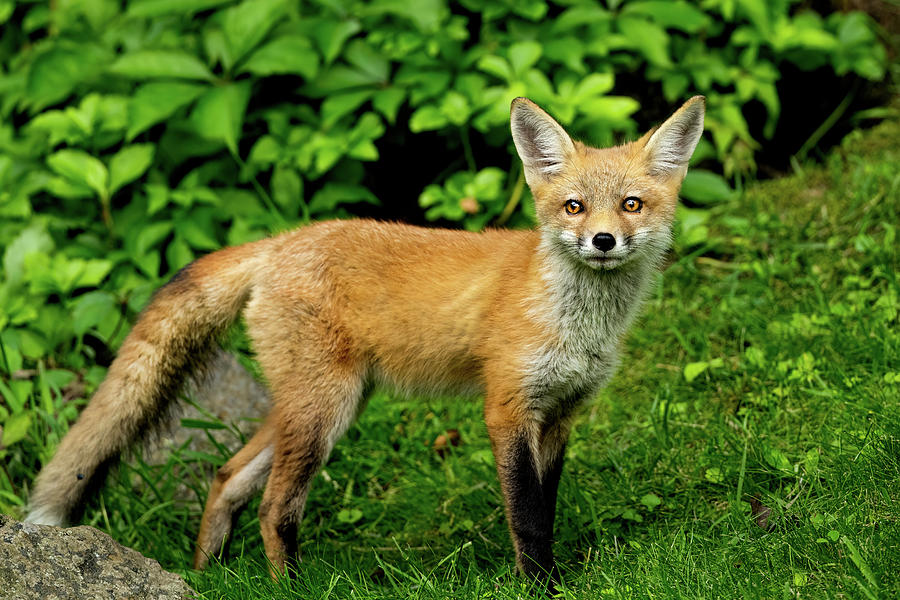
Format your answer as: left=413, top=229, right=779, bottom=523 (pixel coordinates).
left=27, top=96, right=705, bottom=581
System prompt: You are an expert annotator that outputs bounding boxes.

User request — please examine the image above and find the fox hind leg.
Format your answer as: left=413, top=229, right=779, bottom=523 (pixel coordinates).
left=193, top=417, right=275, bottom=570
left=258, top=371, right=366, bottom=576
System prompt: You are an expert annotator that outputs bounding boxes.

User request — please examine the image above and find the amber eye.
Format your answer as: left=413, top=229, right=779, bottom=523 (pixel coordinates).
left=565, top=199, right=584, bottom=215
left=622, top=197, right=643, bottom=213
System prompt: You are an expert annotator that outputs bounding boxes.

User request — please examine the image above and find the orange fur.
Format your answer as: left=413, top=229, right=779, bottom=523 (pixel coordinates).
left=28, top=97, right=705, bottom=582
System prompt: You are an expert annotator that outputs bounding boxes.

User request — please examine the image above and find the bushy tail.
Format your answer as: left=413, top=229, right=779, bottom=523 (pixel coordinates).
left=26, top=241, right=266, bottom=526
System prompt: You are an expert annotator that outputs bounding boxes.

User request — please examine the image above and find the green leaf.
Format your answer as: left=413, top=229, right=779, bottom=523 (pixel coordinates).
left=477, top=55, right=513, bottom=82
left=2, top=413, right=32, bottom=447
left=176, top=219, right=220, bottom=250
left=544, top=37, right=585, bottom=73
left=145, top=184, right=170, bottom=215
left=681, top=170, right=735, bottom=204
left=737, top=0, right=771, bottom=35
left=134, top=221, right=173, bottom=256
left=189, top=82, right=251, bottom=154
left=127, top=81, right=205, bottom=140
left=662, top=73, right=690, bottom=103
left=337, top=508, right=363, bottom=524
left=305, top=65, right=383, bottom=97
left=372, top=87, right=406, bottom=123
left=579, top=96, right=640, bottom=121
left=204, top=27, right=233, bottom=71
left=108, top=50, right=214, bottom=81
left=72, top=291, right=117, bottom=336
left=508, top=41, right=542, bottom=76
left=553, top=5, right=610, bottom=32
left=617, top=16, right=671, bottom=67
left=763, top=445, right=793, bottom=472
left=26, top=44, right=109, bottom=111
left=471, top=167, right=505, bottom=199
left=247, top=135, right=282, bottom=166
left=0, top=1, right=14, bottom=25
left=74, top=259, right=114, bottom=288
left=409, top=105, right=448, bottom=132
left=704, top=467, right=724, bottom=483
left=128, top=0, right=231, bottom=17
left=621, top=508, right=643, bottom=522
left=683, top=361, right=708, bottom=382
left=166, top=235, right=194, bottom=272
left=271, top=165, right=303, bottom=214
left=223, top=0, right=287, bottom=64
left=622, top=1, right=710, bottom=33
left=44, top=177, right=94, bottom=200
left=11, top=329, right=46, bottom=359
left=47, top=149, right=108, bottom=198
left=240, top=36, right=320, bottom=79
left=312, top=19, right=361, bottom=65
left=573, top=73, right=615, bottom=102
left=511, top=0, right=547, bottom=20
left=366, top=0, right=446, bottom=31
left=440, top=91, right=471, bottom=126
left=309, top=183, right=378, bottom=215
left=109, top=144, right=155, bottom=195
left=640, top=493, right=662, bottom=509
left=26, top=111, right=80, bottom=145
left=321, top=90, right=373, bottom=127
left=134, top=251, right=161, bottom=278
left=344, top=40, right=389, bottom=82
left=4, top=224, right=54, bottom=288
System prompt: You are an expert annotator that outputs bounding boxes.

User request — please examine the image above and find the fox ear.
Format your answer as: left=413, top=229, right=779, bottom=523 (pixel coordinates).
left=643, top=96, right=705, bottom=179
left=510, top=97, right=576, bottom=187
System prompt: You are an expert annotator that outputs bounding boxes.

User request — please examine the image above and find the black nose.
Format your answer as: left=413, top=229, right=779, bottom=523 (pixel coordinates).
left=592, top=233, right=616, bottom=252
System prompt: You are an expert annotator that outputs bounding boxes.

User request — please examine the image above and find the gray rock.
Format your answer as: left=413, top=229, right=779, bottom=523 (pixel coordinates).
left=158, top=349, right=269, bottom=456
left=0, top=514, right=195, bottom=600
left=146, top=349, right=270, bottom=502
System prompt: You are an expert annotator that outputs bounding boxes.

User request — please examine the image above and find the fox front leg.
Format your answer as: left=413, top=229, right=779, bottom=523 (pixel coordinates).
left=485, top=394, right=571, bottom=583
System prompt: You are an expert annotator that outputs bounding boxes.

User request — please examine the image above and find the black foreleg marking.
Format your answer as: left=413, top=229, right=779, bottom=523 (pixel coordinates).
left=541, top=442, right=566, bottom=533
left=504, top=434, right=557, bottom=580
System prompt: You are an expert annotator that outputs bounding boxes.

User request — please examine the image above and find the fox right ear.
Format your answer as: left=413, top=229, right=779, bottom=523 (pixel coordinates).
left=510, top=97, right=576, bottom=187
left=643, top=95, right=706, bottom=179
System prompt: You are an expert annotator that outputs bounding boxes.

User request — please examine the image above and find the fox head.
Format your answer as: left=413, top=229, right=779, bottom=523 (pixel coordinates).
left=510, top=96, right=705, bottom=271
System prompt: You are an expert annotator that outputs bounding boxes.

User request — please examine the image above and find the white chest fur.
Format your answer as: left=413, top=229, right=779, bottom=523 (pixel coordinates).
left=520, top=249, right=655, bottom=416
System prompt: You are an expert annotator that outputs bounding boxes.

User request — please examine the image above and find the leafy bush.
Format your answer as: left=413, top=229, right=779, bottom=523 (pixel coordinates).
left=0, top=0, right=889, bottom=508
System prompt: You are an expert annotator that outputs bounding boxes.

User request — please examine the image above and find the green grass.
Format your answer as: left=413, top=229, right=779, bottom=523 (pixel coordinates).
left=5, top=119, right=900, bottom=599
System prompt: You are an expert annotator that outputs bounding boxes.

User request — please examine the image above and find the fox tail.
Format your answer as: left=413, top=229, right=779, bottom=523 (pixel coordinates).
left=26, top=241, right=267, bottom=526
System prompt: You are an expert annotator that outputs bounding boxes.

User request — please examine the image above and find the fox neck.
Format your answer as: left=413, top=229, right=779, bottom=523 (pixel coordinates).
left=537, top=230, right=659, bottom=333
left=523, top=230, right=661, bottom=402
left=513, top=233, right=660, bottom=419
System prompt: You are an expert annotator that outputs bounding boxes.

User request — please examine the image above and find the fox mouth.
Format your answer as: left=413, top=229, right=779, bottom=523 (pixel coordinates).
left=546, top=231, right=632, bottom=271
left=584, top=255, right=623, bottom=269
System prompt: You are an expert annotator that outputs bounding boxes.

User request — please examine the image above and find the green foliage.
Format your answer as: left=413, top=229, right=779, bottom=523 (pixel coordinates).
left=419, top=167, right=525, bottom=230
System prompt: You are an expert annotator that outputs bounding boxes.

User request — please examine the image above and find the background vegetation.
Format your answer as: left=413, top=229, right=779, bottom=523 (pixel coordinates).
left=0, top=0, right=897, bottom=598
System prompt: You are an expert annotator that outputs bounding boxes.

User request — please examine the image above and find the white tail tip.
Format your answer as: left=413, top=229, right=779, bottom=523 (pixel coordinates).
left=23, top=506, right=67, bottom=527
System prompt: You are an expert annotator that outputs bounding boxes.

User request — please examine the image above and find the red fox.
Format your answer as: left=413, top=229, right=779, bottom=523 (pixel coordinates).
left=26, top=96, right=705, bottom=582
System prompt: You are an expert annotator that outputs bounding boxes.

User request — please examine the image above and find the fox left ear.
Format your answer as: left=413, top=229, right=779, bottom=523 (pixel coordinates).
left=510, top=97, right=576, bottom=188
left=643, top=96, right=705, bottom=179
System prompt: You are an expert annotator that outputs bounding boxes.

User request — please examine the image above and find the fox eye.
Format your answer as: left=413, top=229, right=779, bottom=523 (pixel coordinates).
left=622, top=197, right=643, bottom=213
left=564, top=199, right=584, bottom=215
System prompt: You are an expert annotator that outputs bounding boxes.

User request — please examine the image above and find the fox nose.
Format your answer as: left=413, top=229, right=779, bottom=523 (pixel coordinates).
left=592, top=233, right=616, bottom=252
